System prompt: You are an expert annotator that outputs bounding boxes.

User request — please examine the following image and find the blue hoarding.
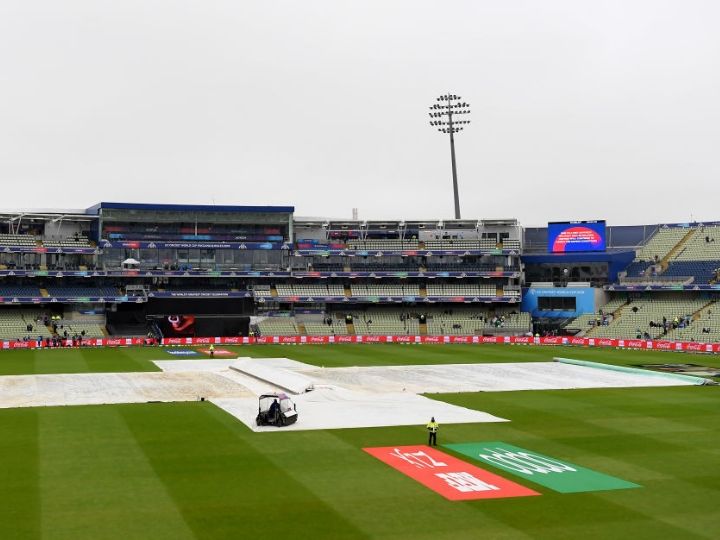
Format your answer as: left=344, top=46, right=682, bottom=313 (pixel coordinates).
left=548, top=221, right=606, bottom=253
left=521, top=287, right=596, bottom=318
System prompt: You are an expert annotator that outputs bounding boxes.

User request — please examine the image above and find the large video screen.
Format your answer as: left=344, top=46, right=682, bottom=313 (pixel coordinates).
left=548, top=221, right=606, bottom=253
left=161, top=315, right=196, bottom=336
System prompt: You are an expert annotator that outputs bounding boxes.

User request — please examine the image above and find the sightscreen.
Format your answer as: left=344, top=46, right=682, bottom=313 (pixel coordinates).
left=547, top=221, right=606, bottom=253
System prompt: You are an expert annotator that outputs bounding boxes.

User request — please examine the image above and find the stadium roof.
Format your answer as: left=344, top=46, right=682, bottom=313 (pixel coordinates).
left=0, top=209, right=98, bottom=220
left=86, top=202, right=295, bottom=214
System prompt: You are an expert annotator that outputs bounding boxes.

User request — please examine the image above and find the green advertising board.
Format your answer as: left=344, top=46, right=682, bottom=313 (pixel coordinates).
left=444, top=442, right=640, bottom=493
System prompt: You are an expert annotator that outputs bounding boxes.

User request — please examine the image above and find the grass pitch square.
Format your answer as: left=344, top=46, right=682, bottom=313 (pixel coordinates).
left=0, top=343, right=718, bottom=539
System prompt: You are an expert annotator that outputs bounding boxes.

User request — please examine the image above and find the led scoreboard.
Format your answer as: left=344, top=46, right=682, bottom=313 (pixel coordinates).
left=547, top=220, right=606, bottom=253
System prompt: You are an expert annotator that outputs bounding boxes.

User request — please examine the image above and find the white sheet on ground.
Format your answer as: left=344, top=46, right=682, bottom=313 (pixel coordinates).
left=0, top=357, right=695, bottom=433
left=212, top=387, right=506, bottom=432
left=0, top=371, right=252, bottom=409
left=231, top=359, right=315, bottom=394
left=296, top=362, right=698, bottom=393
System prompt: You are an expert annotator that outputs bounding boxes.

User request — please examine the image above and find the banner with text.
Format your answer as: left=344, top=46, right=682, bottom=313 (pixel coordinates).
left=363, top=445, right=539, bottom=501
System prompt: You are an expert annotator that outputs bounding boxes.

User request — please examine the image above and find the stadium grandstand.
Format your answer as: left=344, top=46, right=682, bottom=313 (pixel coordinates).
left=1, top=204, right=720, bottom=345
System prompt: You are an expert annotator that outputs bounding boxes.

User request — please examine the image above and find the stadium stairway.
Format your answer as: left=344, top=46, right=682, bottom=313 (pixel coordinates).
left=419, top=319, right=427, bottom=335
left=344, top=285, right=351, bottom=298
left=664, top=299, right=715, bottom=340
left=40, top=288, right=49, bottom=297
left=496, top=285, right=503, bottom=296
left=270, top=286, right=278, bottom=298
left=661, top=228, right=696, bottom=271
left=297, top=322, right=307, bottom=334
left=586, top=299, right=629, bottom=337
left=695, top=299, right=714, bottom=320
left=346, top=320, right=356, bottom=335
left=420, top=285, right=427, bottom=298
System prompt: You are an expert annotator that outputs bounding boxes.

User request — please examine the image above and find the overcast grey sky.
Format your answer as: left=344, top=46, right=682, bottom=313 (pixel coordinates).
left=1, top=1, right=718, bottom=226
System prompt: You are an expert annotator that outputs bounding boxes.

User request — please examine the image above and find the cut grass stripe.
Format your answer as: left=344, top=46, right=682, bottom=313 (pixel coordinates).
left=120, top=402, right=368, bottom=540
left=0, top=408, right=40, bottom=540
left=38, top=405, right=195, bottom=540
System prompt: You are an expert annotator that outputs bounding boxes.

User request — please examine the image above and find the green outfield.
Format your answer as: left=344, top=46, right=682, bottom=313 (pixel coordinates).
left=0, top=344, right=719, bottom=539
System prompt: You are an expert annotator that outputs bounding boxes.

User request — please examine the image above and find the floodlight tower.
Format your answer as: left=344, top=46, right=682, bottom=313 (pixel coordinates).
left=429, top=94, right=471, bottom=219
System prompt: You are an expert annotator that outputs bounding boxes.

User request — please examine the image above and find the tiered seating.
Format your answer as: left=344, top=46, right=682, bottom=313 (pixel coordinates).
left=275, top=284, right=345, bottom=297
left=666, top=302, right=720, bottom=343
left=253, top=286, right=273, bottom=298
left=347, top=239, right=419, bottom=250
left=425, top=263, right=511, bottom=272
left=43, top=236, right=93, bottom=248
left=426, top=284, right=497, bottom=296
left=423, top=239, right=497, bottom=250
left=349, top=284, right=418, bottom=296
left=590, top=295, right=709, bottom=339
left=62, top=324, right=106, bottom=338
left=487, top=309, right=530, bottom=331
left=602, top=296, right=629, bottom=313
left=671, top=226, right=720, bottom=261
left=661, top=261, right=720, bottom=284
left=308, top=263, right=344, bottom=271
left=623, top=261, right=654, bottom=278
left=61, top=311, right=107, bottom=338
left=635, top=227, right=689, bottom=261
left=426, top=307, right=530, bottom=335
left=303, top=319, right=348, bottom=335
left=0, top=285, right=42, bottom=297
left=352, top=311, right=420, bottom=335
left=348, top=263, right=419, bottom=271
left=0, top=309, right=52, bottom=340
left=257, top=318, right=299, bottom=336
left=503, top=286, right=521, bottom=297
left=46, top=286, right=119, bottom=297
left=426, top=317, right=484, bottom=335
left=565, top=296, right=628, bottom=333
left=564, top=314, right=598, bottom=333
left=0, top=234, right=36, bottom=247
left=501, top=239, right=521, bottom=249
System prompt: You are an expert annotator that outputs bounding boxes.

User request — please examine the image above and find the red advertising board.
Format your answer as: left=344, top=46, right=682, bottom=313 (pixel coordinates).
left=3, top=333, right=720, bottom=356
left=363, top=445, right=540, bottom=501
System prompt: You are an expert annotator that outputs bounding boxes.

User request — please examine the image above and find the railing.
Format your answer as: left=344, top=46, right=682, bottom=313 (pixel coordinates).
left=619, top=275, right=694, bottom=286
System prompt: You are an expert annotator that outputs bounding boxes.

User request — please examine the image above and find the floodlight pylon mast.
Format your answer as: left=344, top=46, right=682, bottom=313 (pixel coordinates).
left=428, top=93, right=471, bottom=219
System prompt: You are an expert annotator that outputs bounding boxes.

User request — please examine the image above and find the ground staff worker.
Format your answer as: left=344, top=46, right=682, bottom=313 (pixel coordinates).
left=209, top=344, right=215, bottom=357
left=426, top=417, right=439, bottom=446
